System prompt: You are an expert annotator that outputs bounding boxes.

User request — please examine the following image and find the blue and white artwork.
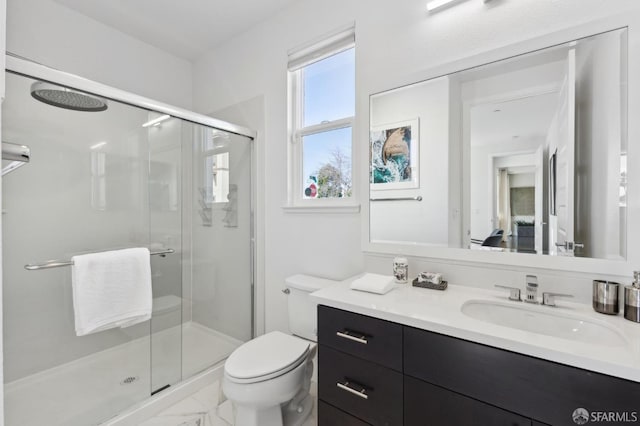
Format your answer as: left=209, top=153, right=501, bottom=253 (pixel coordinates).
left=370, top=119, right=419, bottom=190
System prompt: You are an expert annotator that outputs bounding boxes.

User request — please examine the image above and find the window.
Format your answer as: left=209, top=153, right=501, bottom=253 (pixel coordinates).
left=202, top=130, right=231, bottom=205
left=206, top=152, right=230, bottom=204
left=288, top=27, right=355, bottom=207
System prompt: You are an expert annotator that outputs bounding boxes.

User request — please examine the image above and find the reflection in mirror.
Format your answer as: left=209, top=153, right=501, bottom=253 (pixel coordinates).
left=369, top=28, right=627, bottom=259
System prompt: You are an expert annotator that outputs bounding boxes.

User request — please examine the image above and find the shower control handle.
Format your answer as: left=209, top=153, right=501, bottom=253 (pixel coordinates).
left=336, top=330, right=368, bottom=345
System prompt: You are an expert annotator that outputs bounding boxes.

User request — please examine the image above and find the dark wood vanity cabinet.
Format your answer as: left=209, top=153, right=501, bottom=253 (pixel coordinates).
left=405, top=376, right=531, bottom=426
left=317, top=303, right=403, bottom=370
left=317, top=305, right=640, bottom=426
left=318, top=305, right=403, bottom=425
left=318, top=400, right=371, bottom=426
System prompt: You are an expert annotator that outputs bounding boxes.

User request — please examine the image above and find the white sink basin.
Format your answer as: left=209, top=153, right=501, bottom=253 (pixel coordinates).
left=461, top=300, right=628, bottom=347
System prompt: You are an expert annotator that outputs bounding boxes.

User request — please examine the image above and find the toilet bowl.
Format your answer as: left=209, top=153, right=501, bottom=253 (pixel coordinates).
left=222, top=274, right=336, bottom=426
left=224, top=331, right=316, bottom=426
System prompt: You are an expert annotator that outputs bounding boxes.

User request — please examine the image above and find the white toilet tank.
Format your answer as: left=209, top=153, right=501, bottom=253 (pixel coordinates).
left=285, top=274, right=337, bottom=341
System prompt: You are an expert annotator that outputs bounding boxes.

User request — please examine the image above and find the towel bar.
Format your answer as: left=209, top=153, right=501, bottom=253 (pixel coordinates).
left=24, top=248, right=175, bottom=271
left=369, top=196, right=423, bottom=202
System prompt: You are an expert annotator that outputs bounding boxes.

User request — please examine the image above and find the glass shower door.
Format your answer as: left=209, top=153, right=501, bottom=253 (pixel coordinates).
left=148, top=114, right=183, bottom=393
left=1, top=71, right=174, bottom=426
left=2, top=66, right=254, bottom=426
left=181, top=124, right=253, bottom=377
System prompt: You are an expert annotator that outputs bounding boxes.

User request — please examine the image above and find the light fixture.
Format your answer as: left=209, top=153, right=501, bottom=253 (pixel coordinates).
left=90, top=141, right=107, bottom=150
left=426, top=0, right=467, bottom=12
left=427, top=0, right=493, bottom=13
left=142, top=114, right=170, bottom=128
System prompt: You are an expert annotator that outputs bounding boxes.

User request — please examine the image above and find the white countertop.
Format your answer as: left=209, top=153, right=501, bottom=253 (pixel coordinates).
left=310, top=276, right=640, bottom=383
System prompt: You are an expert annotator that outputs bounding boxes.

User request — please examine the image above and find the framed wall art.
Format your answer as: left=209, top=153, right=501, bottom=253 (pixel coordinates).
left=370, top=118, right=419, bottom=190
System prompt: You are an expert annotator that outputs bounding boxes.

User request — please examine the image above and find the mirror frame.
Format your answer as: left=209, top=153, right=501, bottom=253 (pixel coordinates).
left=362, top=13, right=640, bottom=278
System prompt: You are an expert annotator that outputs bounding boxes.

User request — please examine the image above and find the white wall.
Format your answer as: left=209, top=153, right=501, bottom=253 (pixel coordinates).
left=6, top=0, right=193, bottom=109
left=192, top=0, right=640, bottom=334
left=192, top=1, right=368, bottom=334
left=370, top=77, right=450, bottom=245
left=448, top=76, right=463, bottom=247
left=1, top=1, right=195, bottom=416
left=470, top=138, right=542, bottom=240
left=510, top=173, right=535, bottom=189
left=0, top=0, right=6, bottom=421
left=464, top=61, right=563, bottom=240
left=575, top=30, right=625, bottom=259
left=0, top=0, right=4, bottom=95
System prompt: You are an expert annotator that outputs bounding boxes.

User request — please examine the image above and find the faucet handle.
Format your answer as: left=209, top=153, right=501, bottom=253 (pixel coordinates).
left=542, top=292, right=573, bottom=307
left=495, top=285, right=522, bottom=301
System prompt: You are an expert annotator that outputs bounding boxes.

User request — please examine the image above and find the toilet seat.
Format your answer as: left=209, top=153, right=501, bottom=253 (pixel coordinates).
left=225, top=331, right=310, bottom=384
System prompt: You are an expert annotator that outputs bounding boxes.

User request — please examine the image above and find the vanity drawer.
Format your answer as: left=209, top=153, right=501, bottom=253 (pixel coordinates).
left=319, top=345, right=403, bottom=426
left=318, top=401, right=371, bottom=426
left=318, top=305, right=402, bottom=371
left=404, top=326, right=640, bottom=426
left=405, top=376, right=531, bottom=426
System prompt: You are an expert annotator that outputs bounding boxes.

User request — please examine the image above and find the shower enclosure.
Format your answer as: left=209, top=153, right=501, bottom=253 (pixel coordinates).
left=1, top=56, right=255, bottom=425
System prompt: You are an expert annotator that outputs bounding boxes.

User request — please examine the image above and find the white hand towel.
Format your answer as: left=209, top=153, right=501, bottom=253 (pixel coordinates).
left=72, top=248, right=152, bottom=336
left=350, top=273, right=395, bottom=295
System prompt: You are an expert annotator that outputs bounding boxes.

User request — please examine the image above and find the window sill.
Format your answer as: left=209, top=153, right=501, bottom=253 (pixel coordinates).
left=282, top=203, right=361, bottom=214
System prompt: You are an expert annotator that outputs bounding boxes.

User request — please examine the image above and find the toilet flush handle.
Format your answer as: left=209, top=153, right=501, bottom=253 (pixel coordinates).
left=282, top=288, right=290, bottom=294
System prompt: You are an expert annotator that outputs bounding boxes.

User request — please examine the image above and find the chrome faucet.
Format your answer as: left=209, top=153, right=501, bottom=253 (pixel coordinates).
left=524, top=275, right=539, bottom=303
left=541, top=292, right=573, bottom=307
left=495, top=275, right=573, bottom=307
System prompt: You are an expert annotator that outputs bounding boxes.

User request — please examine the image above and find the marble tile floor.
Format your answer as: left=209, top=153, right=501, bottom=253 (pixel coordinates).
left=139, top=380, right=318, bottom=426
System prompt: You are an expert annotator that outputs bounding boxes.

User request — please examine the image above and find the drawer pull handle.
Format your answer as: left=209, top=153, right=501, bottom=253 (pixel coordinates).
left=336, top=330, right=368, bottom=344
left=337, top=381, right=369, bottom=400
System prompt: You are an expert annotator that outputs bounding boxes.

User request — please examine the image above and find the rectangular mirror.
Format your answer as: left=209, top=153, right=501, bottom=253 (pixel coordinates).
left=369, top=28, right=628, bottom=260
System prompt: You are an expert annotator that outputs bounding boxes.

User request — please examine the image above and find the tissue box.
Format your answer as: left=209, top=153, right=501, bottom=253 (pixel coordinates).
left=413, top=272, right=447, bottom=290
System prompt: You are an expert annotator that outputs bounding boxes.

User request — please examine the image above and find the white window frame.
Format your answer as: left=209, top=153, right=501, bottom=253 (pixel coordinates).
left=285, top=26, right=359, bottom=213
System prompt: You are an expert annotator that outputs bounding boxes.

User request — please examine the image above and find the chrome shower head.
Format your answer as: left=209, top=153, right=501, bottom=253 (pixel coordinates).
left=30, top=81, right=108, bottom=112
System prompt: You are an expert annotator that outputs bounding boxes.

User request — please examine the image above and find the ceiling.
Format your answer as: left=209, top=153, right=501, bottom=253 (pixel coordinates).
left=54, top=0, right=298, bottom=60
left=470, top=92, right=560, bottom=148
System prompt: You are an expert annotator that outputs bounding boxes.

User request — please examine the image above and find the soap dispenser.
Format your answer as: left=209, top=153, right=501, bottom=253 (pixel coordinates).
left=624, top=271, right=640, bottom=323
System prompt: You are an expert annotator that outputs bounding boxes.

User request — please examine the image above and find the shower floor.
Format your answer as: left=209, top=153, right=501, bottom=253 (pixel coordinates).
left=4, top=322, right=242, bottom=426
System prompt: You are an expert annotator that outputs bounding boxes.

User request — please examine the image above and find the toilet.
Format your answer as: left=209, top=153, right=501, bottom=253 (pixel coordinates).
left=223, top=274, right=336, bottom=426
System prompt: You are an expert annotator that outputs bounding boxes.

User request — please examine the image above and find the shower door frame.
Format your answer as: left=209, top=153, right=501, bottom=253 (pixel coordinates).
left=2, top=52, right=259, bottom=406
left=6, top=54, right=257, bottom=141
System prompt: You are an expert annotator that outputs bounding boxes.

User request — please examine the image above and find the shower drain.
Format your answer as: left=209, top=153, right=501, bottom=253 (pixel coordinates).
left=120, top=376, right=139, bottom=385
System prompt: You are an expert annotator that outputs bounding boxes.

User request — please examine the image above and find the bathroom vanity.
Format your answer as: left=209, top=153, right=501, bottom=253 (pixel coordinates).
left=340, top=14, right=640, bottom=425
left=313, top=281, right=640, bottom=426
